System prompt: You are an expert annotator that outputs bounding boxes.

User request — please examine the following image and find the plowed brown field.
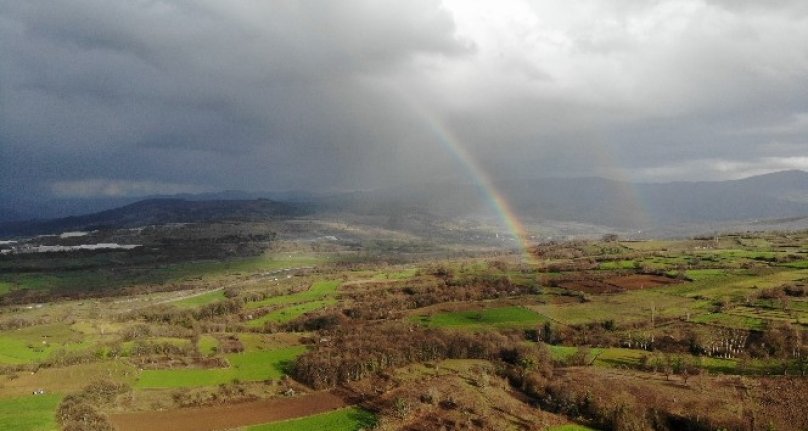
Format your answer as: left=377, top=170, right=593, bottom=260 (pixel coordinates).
left=109, top=390, right=347, bottom=431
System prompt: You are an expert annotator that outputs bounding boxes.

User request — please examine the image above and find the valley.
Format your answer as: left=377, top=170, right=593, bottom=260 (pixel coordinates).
left=0, top=217, right=805, bottom=430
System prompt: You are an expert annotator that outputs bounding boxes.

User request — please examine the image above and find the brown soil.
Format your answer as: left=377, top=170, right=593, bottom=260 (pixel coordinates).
left=108, top=390, right=348, bottom=431
left=605, top=274, right=681, bottom=290
left=559, top=279, right=618, bottom=294
left=561, top=274, right=680, bottom=294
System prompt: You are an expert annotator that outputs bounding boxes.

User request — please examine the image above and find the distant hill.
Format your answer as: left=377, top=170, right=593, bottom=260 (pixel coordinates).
left=501, top=170, right=808, bottom=227
left=0, top=199, right=308, bottom=237
left=323, top=170, right=808, bottom=229
left=3, top=170, right=808, bottom=238
left=0, top=207, right=25, bottom=223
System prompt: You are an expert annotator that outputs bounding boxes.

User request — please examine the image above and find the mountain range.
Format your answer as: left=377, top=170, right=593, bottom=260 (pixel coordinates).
left=2, top=170, right=808, bottom=237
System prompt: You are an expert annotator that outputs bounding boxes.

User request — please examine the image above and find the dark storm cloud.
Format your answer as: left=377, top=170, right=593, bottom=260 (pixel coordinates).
left=1, top=0, right=808, bottom=201
left=0, top=0, right=469, bottom=198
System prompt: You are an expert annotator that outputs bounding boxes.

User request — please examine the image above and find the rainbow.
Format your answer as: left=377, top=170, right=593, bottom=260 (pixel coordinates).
left=396, top=93, right=652, bottom=263
left=399, top=95, right=536, bottom=262
left=576, top=130, right=650, bottom=230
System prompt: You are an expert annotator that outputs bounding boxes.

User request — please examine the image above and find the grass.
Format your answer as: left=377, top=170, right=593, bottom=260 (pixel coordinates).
left=372, top=268, right=419, bottom=280
left=666, top=269, right=808, bottom=300
left=548, top=425, right=599, bottom=431
left=173, top=290, right=226, bottom=308
left=681, top=269, right=730, bottom=281
left=0, top=252, right=328, bottom=297
left=0, top=361, right=137, bottom=398
left=0, top=394, right=61, bottom=431
left=0, top=324, right=89, bottom=364
left=247, top=299, right=335, bottom=327
left=244, top=407, right=375, bottom=431
left=691, top=310, right=775, bottom=330
left=547, top=345, right=770, bottom=375
left=246, top=280, right=341, bottom=309
left=0, top=281, right=12, bottom=295
left=415, top=306, right=546, bottom=329
left=531, top=290, right=710, bottom=326
left=135, top=346, right=306, bottom=388
left=198, top=335, right=219, bottom=356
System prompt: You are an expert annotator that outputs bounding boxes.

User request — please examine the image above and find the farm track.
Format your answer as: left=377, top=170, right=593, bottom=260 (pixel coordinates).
left=108, top=390, right=347, bottom=431
left=110, top=266, right=314, bottom=307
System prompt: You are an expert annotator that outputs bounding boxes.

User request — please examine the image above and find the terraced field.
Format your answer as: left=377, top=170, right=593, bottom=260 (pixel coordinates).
left=136, top=346, right=306, bottom=389
left=414, top=306, right=547, bottom=329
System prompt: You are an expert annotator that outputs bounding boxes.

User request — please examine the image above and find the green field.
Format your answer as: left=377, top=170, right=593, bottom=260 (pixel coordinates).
left=135, top=346, right=306, bottom=388
left=0, top=325, right=90, bottom=364
left=247, top=280, right=341, bottom=309
left=247, top=299, right=336, bottom=327
left=372, top=268, right=419, bottom=280
left=0, top=252, right=328, bottom=296
left=415, top=306, right=546, bottom=329
left=244, top=407, right=375, bottom=431
left=173, top=290, right=227, bottom=308
left=198, top=335, right=219, bottom=356
left=548, top=345, right=768, bottom=375
left=531, top=290, right=710, bottom=326
left=666, top=269, right=808, bottom=300
left=0, top=394, right=61, bottom=431
left=548, top=425, right=598, bottom=431
left=691, top=311, right=769, bottom=330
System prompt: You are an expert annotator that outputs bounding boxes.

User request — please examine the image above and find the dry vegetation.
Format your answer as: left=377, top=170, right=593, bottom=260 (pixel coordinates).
left=0, top=227, right=807, bottom=430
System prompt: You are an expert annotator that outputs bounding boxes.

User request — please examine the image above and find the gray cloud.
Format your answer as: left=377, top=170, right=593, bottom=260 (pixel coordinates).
left=1, top=0, right=807, bottom=203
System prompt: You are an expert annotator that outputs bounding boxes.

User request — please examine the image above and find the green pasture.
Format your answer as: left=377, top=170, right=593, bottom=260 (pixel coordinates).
left=415, top=306, right=546, bottom=329
left=0, top=325, right=89, bottom=364
left=548, top=425, right=599, bottom=431
left=198, top=335, right=219, bottom=356
left=0, top=252, right=328, bottom=296
left=0, top=281, right=13, bottom=295
left=247, top=300, right=335, bottom=327
left=244, top=407, right=376, bottom=431
left=0, top=394, right=61, bottom=431
left=247, top=280, right=341, bottom=309
left=597, top=260, right=636, bottom=270
left=244, top=407, right=375, bottom=431
left=680, top=269, right=730, bottom=281
left=664, top=269, right=808, bottom=300
left=691, top=312, right=767, bottom=331
left=372, top=268, right=419, bottom=280
left=531, top=290, right=709, bottom=326
left=173, top=290, right=226, bottom=308
left=135, top=346, right=306, bottom=389
left=548, top=345, right=768, bottom=375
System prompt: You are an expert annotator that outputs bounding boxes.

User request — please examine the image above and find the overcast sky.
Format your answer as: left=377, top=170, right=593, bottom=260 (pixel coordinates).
left=1, top=0, right=807, bottom=201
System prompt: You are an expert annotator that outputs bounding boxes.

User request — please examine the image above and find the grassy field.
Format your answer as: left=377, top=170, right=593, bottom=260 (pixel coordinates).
left=246, top=280, right=341, bottom=309
left=135, top=346, right=306, bottom=388
left=247, top=299, right=336, bottom=327
left=0, top=394, right=61, bottom=431
left=548, top=425, right=599, bottom=431
left=665, top=269, right=808, bottom=300
left=198, top=335, right=219, bottom=356
left=243, top=407, right=375, bottom=431
left=530, top=290, right=710, bottom=326
left=548, top=345, right=770, bottom=375
left=0, top=231, right=806, bottom=430
left=173, top=290, right=226, bottom=308
left=415, top=306, right=547, bottom=329
left=0, top=252, right=328, bottom=297
left=372, top=268, right=419, bottom=280
left=0, top=324, right=90, bottom=364
left=0, top=361, right=137, bottom=398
